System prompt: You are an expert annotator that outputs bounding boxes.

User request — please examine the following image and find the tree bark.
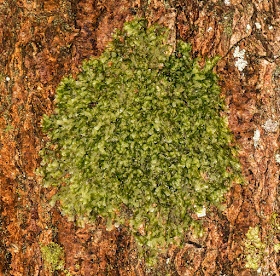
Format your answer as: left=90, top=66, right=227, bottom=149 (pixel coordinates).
left=0, top=0, right=280, bottom=275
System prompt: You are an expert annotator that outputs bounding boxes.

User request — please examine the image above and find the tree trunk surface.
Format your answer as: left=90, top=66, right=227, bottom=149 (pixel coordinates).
left=0, top=0, right=280, bottom=275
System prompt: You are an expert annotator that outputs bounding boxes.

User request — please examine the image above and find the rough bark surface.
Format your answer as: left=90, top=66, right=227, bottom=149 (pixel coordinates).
left=0, top=0, right=280, bottom=275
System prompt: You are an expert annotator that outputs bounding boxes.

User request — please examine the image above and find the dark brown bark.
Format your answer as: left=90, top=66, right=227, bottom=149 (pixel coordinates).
left=0, top=0, right=280, bottom=275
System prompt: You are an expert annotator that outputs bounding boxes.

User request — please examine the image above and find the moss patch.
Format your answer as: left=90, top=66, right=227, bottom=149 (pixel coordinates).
left=40, top=242, right=65, bottom=273
left=243, top=213, right=280, bottom=271
left=37, top=17, right=243, bottom=266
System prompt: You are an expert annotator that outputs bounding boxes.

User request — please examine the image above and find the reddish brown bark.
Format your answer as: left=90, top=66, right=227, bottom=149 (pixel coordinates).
left=0, top=0, right=280, bottom=275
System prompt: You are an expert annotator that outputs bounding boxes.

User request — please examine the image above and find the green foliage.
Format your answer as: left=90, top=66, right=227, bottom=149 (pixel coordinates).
left=40, top=242, right=65, bottom=273
left=37, top=17, right=243, bottom=265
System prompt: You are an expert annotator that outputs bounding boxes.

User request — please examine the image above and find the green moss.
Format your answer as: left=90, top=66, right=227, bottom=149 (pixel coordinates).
left=224, top=26, right=232, bottom=37
left=222, top=10, right=234, bottom=37
left=40, top=242, right=65, bottom=273
left=243, top=225, right=267, bottom=270
left=37, top=17, right=243, bottom=266
left=3, top=123, right=14, bottom=133
left=243, top=213, right=280, bottom=271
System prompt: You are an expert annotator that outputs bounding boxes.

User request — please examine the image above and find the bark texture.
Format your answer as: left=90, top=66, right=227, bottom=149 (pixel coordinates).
left=0, top=0, right=280, bottom=275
